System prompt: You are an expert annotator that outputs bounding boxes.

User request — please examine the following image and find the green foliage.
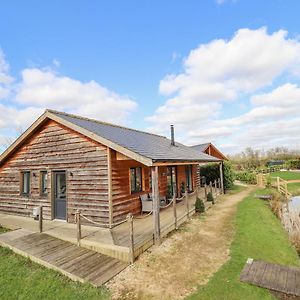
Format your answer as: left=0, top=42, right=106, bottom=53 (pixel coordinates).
left=286, top=159, right=300, bottom=170
left=207, top=192, right=214, bottom=204
left=234, top=171, right=256, bottom=184
left=200, top=161, right=234, bottom=191
left=0, top=226, right=8, bottom=233
left=0, top=247, right=109, bottom=300
left=223, top=161, right=234, bottom=189
left=195, top=197, right=205, bottom=213
left=187, top=189, right=299, bottom=300
left=229, top=146, right=300, bottom=171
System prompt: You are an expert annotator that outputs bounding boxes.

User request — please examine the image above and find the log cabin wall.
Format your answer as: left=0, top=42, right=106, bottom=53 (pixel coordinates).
left=111, top=150, right=148, bottom=222
left=111, top=154, right=198, bottom=222
left=0, top=120, right=109, bottom=224
left=204, top=145, right=225, bottom=160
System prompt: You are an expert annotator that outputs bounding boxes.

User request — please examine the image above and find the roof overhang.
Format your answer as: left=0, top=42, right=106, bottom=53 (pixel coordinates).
left=153, top=158, right=221, bottom=166
left=0, top=110, right=153, bottom=167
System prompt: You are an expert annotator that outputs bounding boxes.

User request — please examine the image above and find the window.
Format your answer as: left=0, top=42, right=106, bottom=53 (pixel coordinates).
left=185, top=165, right=193, bottom=192
left=130, top=167, right=142, bottom=193
left=40, top=171, right=48, bottom=196
left=167, top=166, right=177, bottom=198
left=21, top=171, right=30, bottom=196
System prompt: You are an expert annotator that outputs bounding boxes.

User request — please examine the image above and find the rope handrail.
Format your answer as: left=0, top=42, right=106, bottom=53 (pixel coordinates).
left=176, top=195, right=185, bottom=201
left=160, top=198, right=174, bottom=209
left=189, top=190, right=197, bottom=196
left=134, top=210, right=153, bottom=219
left=80, top=213, right=127, bottom=227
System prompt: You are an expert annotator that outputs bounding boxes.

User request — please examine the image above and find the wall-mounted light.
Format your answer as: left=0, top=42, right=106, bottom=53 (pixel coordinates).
left=33, top=173, right=36, bottom=177
left=70, top=171, right=74, bottom=177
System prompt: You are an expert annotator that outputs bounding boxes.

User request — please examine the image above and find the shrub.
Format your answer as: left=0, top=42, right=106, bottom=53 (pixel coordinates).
left=195, top=197, right=205, bottom=213
left=234, top=171, right=256, bottom=184
left=286, top=159, right=300, bottom=170
left=223, top=161, right=234, bottom=189
left=269, top=190, right=286, bottom=218
left=200, top=161, right=234, bottom=191
left=207, top=192, right=214, bottom=204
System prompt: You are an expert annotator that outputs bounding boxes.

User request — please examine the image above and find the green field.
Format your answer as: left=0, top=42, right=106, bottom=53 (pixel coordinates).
left=269, top=171, right=300, bottom=195
left=0, top=227, right=109, bottom=300
left=287, top=182, right=300, bottom=196
left=270, top=171, right=300, bottom=181
left=187, top=189, right=299, bottom=300
left=227, top=184, right=247, bottom=195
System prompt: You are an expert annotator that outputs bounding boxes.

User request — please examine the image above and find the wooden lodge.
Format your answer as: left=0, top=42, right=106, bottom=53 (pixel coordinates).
left=191, top=142, right=227, bottom=160
left=0, top=110, right=222, bottom=228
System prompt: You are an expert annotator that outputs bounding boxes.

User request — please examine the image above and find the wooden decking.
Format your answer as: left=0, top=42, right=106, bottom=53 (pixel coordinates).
left=111, top=187, right=215, bottom=257
left=0, top=186, right=218, bottom=263
left=240, top=259, right=300, bottom=297
left=0, top=229, right=128, bottom=286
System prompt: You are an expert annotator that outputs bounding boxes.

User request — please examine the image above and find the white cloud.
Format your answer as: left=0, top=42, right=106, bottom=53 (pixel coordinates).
left=14, top=68, right=137, bottom=124
left=0, top=50, right=138, bottom=147
left=0, top=49, right=14, bottom=99
left=148, top=28, right=300, bottom=152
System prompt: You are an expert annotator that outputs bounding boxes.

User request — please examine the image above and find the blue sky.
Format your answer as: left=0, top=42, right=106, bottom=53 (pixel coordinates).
left=1, top=0, right=300, bottom=154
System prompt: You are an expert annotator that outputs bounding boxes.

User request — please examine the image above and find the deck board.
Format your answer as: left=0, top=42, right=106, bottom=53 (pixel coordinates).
left=240, top=260, right=300, bottom=297
left=0, top=230, right=128, bottom=286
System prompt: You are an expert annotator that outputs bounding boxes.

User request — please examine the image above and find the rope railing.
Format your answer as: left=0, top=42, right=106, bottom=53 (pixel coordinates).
left=159, top=198, right=174, bottom=209
left=73, top=185, right=221, bottom=263
left=79, top=213, right=128, bottom=227
left=134, top=210, right=153, bottom=219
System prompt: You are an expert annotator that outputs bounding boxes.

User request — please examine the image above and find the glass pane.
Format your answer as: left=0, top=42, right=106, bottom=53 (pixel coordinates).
left=56, top=173, right=66, bottom=199
left=42, top=172, right=48, bottom=194
left=136, top=168, right=142, bottom=191
left=23, top=172, right=30, bottom=194
left=130, top=168, right=135, bottom=192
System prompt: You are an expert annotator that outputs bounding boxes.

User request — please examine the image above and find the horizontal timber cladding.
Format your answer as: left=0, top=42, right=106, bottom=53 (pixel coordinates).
left=0, top=120, right=109, bottom=224
left=110, top=149, right=198, bottom=223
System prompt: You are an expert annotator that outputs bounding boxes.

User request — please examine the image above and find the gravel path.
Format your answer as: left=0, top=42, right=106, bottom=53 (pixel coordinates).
left=107, top=186, right=255, bottom=300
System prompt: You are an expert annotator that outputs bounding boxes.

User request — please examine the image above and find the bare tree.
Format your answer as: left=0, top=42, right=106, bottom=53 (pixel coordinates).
left=0, top=126, right=24, bottom=150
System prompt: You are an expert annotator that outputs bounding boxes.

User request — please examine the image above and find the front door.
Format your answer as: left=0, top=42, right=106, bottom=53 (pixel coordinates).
left=53, top=171, right=67, bottom=220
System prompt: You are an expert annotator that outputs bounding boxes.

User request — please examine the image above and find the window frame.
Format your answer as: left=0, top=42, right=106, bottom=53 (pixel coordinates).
left=185, top=165, right=193, bottom=192
left=20, top=171, right=30, bottom=196
left=130, top=167, right=143, bottom=194
left=40, top=171, right=48, bottom=196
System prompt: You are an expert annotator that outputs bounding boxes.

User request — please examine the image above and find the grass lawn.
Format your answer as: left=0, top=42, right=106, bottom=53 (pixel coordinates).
left=187, top=188, right=300, bottom=300
left=270, top=170, right=300, bottom=181
left=287, top=182, right=300, bottom=196
left=227, top=184, right=247, bottom=195
left=0, top=226, right=110, bottom=300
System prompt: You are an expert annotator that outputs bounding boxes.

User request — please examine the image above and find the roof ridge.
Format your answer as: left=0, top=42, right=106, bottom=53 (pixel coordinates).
left=46, top=109, right=167, bottom=139
left=191, top=142, right=211, bottom=147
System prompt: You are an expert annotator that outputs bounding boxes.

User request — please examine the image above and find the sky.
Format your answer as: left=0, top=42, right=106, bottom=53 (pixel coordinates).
left=1, top=0, right=300, bottom=154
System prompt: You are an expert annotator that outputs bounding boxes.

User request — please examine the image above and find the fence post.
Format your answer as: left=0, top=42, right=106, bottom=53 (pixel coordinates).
left=39, top=206, right=43, bottom=233
left=214, top=179, right=217, bottom=195
left=173, top=194, right=177, bottom=230
left=204, top=183, right=207, bottom=200
left=185, top=190, right=190, bottom=219
left=127, top=213, right=135, bottom=264
left=76, top=210, right=81, bottom=246
left=209, top=181, right=213, bottom=195
left=277, top=177, right=280, bottom=192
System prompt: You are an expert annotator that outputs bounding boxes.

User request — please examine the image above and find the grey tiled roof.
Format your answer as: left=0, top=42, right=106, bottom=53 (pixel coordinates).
left=50, top=110, right=220, bottom=163
left=190, top=143, right=211, bottom=152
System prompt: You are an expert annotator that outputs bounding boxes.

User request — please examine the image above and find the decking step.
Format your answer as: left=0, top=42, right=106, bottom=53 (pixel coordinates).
left=0, top=229, right=128, bottom=286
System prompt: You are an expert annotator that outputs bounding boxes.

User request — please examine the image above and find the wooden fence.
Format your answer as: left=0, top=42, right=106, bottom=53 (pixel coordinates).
left=37, top=180, right=223, bottom=263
